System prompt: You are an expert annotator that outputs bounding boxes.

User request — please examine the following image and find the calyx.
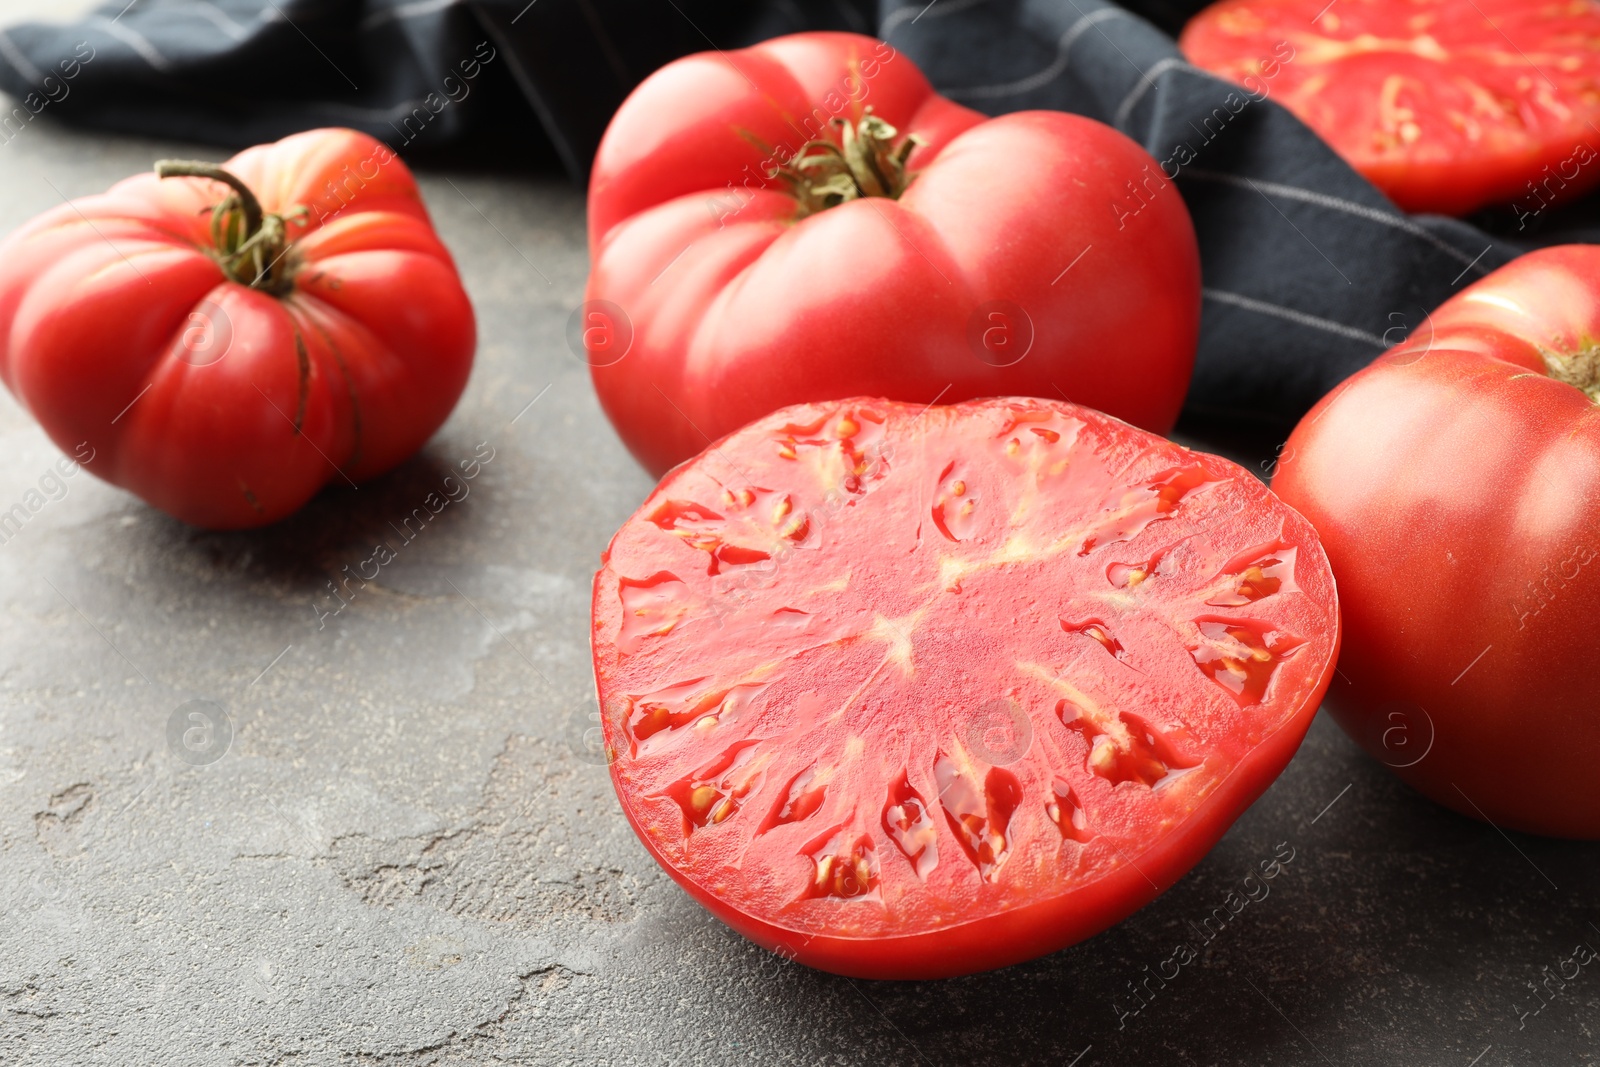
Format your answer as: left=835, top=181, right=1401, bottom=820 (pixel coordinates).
left=156, top=160, right=307, bottom=294
left=768, top=110, right=923, bottom=217
left=1541, top=344, right=1600, bottom=401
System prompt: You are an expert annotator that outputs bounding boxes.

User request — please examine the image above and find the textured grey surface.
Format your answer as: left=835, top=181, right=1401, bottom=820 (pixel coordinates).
left=2, top=41, right=1599, bottom=1067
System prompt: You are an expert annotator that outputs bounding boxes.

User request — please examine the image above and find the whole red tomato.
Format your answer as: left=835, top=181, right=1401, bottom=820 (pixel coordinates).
left=1274, top=245, right=1600, bottom=838
left=593, top=395, right=1339, bottom=977
left=1181, top=0, right=1600, bottom=216
left=585, top=32, right=1200, bottom=476
left=0, top=128, right=475, bottom=529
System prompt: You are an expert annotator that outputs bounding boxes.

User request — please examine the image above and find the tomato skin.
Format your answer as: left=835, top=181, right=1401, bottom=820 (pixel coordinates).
left=0, top=128, right=475, bottom=529
left=593, top=396, right=1339, bottom=978
left=1274, top=245, right=1600, bottom=839
left=1180, top=0, right=1600, bottom=216
left=586, top=32, right=1200, bottom=477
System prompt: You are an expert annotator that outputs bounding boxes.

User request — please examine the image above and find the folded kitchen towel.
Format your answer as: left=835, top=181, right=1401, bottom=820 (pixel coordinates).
left=0, top=0, right=1577, bottom=431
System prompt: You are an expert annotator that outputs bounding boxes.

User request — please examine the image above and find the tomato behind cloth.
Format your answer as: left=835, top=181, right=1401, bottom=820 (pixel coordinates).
left=1181, top=0, right=1600, bottom=216
left=0, top=128, right=476, bottom=529
left=585, top=32, right=1200, bottom=476
left=1275, top=245, right=1600, bottom=838
left=593, top=396, right=1340, bottom=977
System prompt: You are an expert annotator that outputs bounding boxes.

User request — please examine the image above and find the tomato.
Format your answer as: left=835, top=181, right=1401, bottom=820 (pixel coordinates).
left=1180, top=0, right=1600, bottom=216
left=1274, top=245, right=1600, bottom=839
left=0, top=128, right=475, bottom=529
left=591, top=396, right=1339, bottom=977
left=584, top=32, right=1200, bottom=477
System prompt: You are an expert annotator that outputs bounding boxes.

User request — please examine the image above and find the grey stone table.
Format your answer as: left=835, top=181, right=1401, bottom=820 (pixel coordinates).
left=2, top=51, right=1598, bottom=1067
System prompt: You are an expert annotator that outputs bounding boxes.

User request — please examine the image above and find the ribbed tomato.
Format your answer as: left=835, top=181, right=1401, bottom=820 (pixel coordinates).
left=585, top=32, right=1199, bottom=476
left=0, top=128, right=475, bottom=529
left=1275, top=245, right=1600, bottom=839
left=591, top=396, right=1339, bottom=977
left=1181, top=0, right=1600, bottom=216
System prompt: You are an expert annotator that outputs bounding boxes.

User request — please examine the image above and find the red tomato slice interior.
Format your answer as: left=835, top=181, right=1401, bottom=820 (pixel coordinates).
left=1180, top=0, right=1600, bottom=215
left=592, top=397, right=1339, bottom=977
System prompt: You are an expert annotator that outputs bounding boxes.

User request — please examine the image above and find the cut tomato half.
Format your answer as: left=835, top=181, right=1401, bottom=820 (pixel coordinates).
left=591, top=397, right=1339, bottom=978
left=1180, top=0, right=1600, bottom=216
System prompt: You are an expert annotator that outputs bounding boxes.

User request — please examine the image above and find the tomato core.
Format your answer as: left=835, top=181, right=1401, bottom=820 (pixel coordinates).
left=155, top=160, right=304, bottom=295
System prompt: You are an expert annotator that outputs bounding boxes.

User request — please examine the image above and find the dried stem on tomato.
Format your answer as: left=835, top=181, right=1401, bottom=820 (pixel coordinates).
left=760, top=109, right=923, bottom=218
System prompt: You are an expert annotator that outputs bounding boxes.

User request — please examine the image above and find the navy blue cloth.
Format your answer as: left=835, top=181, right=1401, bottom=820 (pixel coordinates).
left=0, top=0, right=1574, bottom=430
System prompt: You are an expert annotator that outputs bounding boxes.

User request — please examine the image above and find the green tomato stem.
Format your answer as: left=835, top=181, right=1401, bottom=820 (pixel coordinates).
left=155, top=159, right=302, bottom=295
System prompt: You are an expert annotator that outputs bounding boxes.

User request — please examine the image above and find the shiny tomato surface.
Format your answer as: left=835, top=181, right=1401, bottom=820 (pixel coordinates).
left=593, top=396, right=1339, bottom=977
left=0, top=128, right=475, bottom=528
left=586, top=32, right=1199, bottom=476
left=1181, top=0, right=1600, bottom=215
left=1275, top=245, right=1600, bottom=838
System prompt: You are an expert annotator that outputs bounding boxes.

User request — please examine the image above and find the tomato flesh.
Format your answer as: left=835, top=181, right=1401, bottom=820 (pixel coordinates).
left=592, top=397, right=1340, bottom=977
left=1180, top=0, right=1600, bottom=216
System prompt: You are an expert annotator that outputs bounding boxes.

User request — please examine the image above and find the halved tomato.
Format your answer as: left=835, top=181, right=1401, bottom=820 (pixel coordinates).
left=1180, top=0, right=1600, bottom=216
left=591, top=397, right=1340, bottom=978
